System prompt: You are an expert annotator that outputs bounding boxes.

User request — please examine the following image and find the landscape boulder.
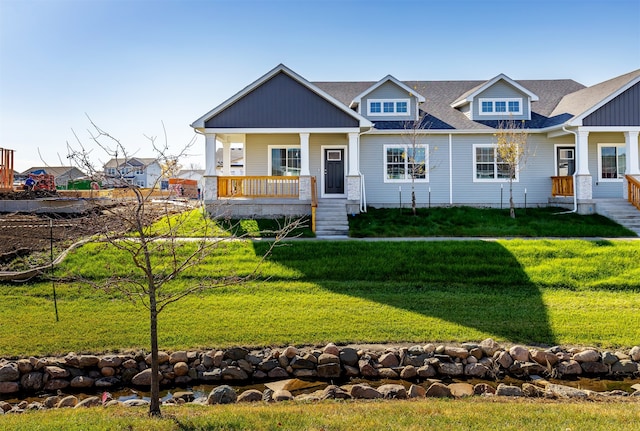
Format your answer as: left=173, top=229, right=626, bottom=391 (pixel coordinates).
left=208, top=385, right=237, bottom=404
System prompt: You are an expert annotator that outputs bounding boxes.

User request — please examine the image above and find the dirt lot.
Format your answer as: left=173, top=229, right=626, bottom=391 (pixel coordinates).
left=0, top=211, right=124, bottom=265
left=0, top=199, right=184, bottom=268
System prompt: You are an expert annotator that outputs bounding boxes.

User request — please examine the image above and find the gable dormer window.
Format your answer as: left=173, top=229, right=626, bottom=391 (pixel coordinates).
left=368, top=99, right=410, bottom=116
left=479, top=98, right=522, bottom=115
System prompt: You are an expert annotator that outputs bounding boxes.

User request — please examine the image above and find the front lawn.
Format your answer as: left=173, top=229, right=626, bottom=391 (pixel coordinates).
left=0, top=239, right=638, bottom=357
left=349, top=206, right=637, bottom=237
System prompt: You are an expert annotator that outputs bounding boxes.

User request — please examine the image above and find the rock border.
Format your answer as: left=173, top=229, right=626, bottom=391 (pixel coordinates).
left=1, top=339, right=639, bottom=412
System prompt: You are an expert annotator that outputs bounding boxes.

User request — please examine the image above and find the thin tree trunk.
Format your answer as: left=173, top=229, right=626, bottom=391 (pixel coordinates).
left=411, top=190, right=416, bottom=216
left=149, top=291, right=161, bottom=416
left=509, top=179, right=515, bottom=219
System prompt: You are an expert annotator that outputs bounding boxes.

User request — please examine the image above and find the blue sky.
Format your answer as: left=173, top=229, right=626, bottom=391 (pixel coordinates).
left=1, top=0, right=639, bottom=172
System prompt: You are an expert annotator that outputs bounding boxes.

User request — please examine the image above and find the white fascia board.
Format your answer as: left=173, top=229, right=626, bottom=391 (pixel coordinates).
left=191, top=64, right=372, bottom=129
left=566, top=75, right=640, bottom=127
left=365, top=127, right=553, bottom=136
left=351, top=75, right=426, bottom=105
left=202, top=127, right=362, bottom=134
left=451, top=74, right=539, bottom=108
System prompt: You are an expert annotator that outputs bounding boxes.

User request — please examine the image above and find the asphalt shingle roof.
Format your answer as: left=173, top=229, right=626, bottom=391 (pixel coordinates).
left=314, top=78, right=586, bottom=131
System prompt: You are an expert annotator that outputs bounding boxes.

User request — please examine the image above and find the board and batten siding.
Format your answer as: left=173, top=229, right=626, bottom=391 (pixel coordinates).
left=205, top=72, right=359, bottom=129
left=584, top=83, right=640, bottom=127
left=471, top=80, right=531, bottom=121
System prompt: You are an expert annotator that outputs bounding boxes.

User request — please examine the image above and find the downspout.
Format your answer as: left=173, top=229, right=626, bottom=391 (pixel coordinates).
left=558, top=125, right=578, bottom=214
left=358, top=126, right=376, bottom=212
left=448, top=133, right=453, bottom=205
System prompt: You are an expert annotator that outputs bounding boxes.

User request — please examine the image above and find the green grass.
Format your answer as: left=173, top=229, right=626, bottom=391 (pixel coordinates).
left=349, top=206, right=637, bottom=237
left=1, top=239, right=638, bottom=357
left=147, top=208, right=314, bottom=238
left=1, top=400, right=638, bottom=431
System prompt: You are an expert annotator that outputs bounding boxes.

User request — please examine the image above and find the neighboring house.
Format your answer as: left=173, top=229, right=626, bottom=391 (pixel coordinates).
left=103, top=157, right=162, bottom=188
left=21, top=166, right=86, bottom=189
left=191, top=64, right=640, bottom=217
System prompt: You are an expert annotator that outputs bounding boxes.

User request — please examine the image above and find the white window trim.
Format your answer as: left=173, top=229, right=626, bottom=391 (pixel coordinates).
left=368, top=98, right=411, bottom=116
left=597, top=143, right=626, bottom=182
left=383, top=143, right=429, bottom=183
left=478, top=98, right=523, bottom=116
left=267, top=145, right=301, bottom=176
left=472, top=144, right=519, bottom=183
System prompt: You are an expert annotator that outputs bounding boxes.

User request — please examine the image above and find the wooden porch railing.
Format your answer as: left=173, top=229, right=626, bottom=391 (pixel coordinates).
left=310, top=176, right=317, bottom=233
left=551, top=176, right=574, bottom=197
left=627, top=175, right=640, bottom=210
left=217, top=176, right=299, bottom=198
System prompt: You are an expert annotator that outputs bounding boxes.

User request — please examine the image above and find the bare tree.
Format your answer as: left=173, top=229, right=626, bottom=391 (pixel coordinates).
left=494, top=119, right=530, bottom=218
left=66, top=118, right=300, bottom=416
left=403, top=110, right=433, bottom=216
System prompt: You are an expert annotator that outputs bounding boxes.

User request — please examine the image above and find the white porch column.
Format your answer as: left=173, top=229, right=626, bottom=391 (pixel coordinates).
left=299, top=133, right=310, bottom=176
left=623, top=130, right=640, bottom=198
left=625, top=130, right=640, bottom=175
left=346, top=132, right=361, bottom=203
left=204, top=133, right=218, bottom=202
left=222, top=141, right=231, bottom=176
left=204, top=133, right=217, bottom=176
left=575, top=129, right=592, bottom=200
left=298, top=133, right=311, bottom=200
left=348, top=132, right=359, bottom=176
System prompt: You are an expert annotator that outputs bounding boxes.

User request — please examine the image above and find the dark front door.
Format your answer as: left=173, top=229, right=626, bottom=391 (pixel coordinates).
left=557, top=147, right=575, bottom=176
left=324, top=149, right=344, bottom=194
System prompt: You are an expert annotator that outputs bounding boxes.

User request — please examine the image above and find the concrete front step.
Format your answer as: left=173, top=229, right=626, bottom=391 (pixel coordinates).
left=315, top=200, right=349, bottom=236
left=595, top=199, right=640, bottom=235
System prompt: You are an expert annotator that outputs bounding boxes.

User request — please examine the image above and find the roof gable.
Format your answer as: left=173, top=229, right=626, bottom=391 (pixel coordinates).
left=559, top=69, right=640, bottom=126
left=192, top=64, right=371, bottom=130
left=350, top=75, right=425, bottom=108
left=451, top=73, right=539, bottom=108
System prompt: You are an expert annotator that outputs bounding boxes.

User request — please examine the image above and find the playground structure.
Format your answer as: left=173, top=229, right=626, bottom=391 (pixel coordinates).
left=0, top=148, right=14, bottom=192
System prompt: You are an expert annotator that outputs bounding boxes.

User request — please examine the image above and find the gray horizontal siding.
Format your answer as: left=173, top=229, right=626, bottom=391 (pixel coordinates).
left=205, top=72, right=359, bottom=129
left=361, top=132, right=576, bottom=208
left=360, top=135, right=450, bottom=206
left=583, top=83, right=640, bottom=127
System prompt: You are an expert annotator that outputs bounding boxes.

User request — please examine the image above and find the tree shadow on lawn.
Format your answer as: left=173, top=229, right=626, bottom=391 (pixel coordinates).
left=253, top=240, right=557, bottom=346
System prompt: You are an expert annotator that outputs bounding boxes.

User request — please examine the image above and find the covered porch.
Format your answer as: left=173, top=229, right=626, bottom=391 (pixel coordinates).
left=202, top=130, right=363, bottom=217
left=548, top=128, right=640, bottom=213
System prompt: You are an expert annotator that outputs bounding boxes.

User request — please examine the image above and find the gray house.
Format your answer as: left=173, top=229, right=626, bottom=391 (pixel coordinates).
left=103, top=157, right=162, bottom=188
left=191, top=64, right=640, bottom=229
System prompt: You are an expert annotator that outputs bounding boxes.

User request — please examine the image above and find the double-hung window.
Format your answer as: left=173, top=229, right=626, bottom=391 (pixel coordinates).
left=368, top=99, right=410, bottom=116
left=473, top=144, right=514, bottom=181
left=478, top=98, right=522, bottom=116
left=270, top=146, right=301, bottom=176
left=384, top=144, right=428, bottom=182
left=598, top=144, right=626, bottom=180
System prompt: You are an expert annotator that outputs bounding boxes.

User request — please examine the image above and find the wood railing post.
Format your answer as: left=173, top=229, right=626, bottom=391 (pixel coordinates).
left=626, top=175, right=640, bottom=210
